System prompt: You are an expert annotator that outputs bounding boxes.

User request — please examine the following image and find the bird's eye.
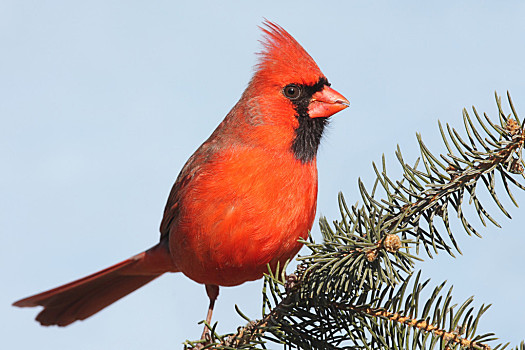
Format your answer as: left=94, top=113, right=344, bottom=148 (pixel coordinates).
left=283, top=84, right=301, bottom=100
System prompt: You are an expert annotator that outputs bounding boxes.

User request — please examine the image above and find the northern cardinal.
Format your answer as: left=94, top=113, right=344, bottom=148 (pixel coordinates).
left=14, top=21, right=349, bottom=334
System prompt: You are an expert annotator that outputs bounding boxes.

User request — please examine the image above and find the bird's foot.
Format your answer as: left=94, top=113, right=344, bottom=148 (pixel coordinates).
left=285, top=273, right=299, bottom=293
left=200, top=326, right=211, bottom=343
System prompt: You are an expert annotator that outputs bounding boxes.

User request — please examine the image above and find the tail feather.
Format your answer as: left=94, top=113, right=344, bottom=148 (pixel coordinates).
left=14, top=242, right=177, bottom=326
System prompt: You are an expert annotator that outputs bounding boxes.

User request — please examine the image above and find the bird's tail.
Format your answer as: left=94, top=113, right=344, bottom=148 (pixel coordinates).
left=13, top=241, right=177, bottom=326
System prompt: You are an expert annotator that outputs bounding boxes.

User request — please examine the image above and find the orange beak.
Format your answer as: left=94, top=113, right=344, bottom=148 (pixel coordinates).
left=308, top=86, right=349, bottom=118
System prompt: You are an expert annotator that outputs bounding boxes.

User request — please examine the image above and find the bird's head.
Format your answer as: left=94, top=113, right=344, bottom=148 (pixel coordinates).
left=235, top=21, right=349, bottom=163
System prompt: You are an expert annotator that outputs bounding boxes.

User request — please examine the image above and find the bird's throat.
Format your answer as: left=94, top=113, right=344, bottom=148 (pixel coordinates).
left=291, top=115, right=328, bottom=163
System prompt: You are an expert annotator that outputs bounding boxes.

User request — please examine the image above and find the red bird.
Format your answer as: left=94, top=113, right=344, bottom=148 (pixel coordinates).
left=14, top=21, right=349, bottom=333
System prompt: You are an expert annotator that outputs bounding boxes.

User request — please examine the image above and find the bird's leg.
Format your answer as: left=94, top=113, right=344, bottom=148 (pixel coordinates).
left=200, top=284, right=219, bottom=341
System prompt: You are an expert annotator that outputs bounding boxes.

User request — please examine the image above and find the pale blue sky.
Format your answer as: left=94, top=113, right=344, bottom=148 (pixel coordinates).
left=2, top=2, right=525, bottom=349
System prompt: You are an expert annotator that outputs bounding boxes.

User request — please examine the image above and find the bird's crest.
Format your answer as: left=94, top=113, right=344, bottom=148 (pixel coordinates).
left=255, top=20, right=324, bottom=85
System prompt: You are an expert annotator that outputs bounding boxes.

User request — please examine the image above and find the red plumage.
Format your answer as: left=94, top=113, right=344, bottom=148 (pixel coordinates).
left=14, top=20, right=349, bottom=334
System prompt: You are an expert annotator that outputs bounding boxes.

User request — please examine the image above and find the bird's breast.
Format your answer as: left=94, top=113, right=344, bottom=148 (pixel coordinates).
left=169, top=146, right=318, bottom=286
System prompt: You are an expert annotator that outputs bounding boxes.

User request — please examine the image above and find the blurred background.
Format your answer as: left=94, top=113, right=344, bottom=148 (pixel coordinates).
left=2, top=1, right=524, bottom=349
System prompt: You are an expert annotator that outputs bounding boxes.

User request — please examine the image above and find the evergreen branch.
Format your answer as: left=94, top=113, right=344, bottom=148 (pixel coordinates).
left=336, top=305, right=489, bottom=350
left=350, top=92, right=525, bottom=258
left=202, top=271, right=496, bottom=350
